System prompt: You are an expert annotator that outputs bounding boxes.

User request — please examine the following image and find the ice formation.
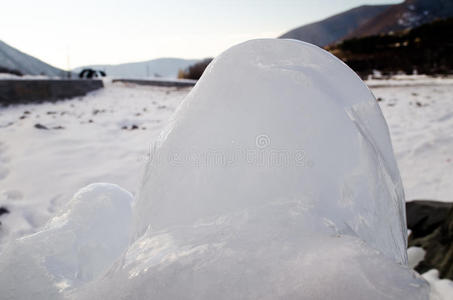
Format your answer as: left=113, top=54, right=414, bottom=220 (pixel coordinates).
left=0, top=39, right=429, bottom=299
left=0, top=183, right=133, bottom=299
left=80, top=39, right=428, bottom=299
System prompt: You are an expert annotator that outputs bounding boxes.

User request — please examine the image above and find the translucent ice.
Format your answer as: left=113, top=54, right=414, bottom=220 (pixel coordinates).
left=0, top=39, right=430, bottom=299
left=0, top=183, right=133, bottom=298
left=80, top=39, right=428, bottom=299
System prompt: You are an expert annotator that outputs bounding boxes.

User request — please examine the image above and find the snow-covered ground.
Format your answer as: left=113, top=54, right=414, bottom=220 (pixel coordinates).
left=0, top=73, right=453, bottom=298
left=0, top=81, right=189, bottom=244
left=371, top=76, right=453, bottom=201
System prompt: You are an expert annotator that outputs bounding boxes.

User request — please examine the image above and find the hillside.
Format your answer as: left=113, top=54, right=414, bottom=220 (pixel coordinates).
left=0, top=40, right=64, bottom=77
left=329, top=18, right=453, bottom=77
left=279, top=5, right=391, bottom=46
left=280, top=0, right=453, bottom=46
left=74, top=58, right=200, bottom=79
left=348, top=0, right=453, bottom=38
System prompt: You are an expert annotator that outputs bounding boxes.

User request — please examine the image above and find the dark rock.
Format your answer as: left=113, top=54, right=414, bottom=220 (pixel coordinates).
left=34, top=123, right=48, bottom=130
left=0, top=206, right=9, bottom=227
left=0, top=207, right=9, bottom=216
left=406, top=200, right=453, bottom=239
left=131, top=125, right=139, bottom=130
left=407, top=200, right=453, bottom=280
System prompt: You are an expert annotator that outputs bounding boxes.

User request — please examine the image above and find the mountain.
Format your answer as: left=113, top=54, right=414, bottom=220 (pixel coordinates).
left=347, top=0, right=453, bottom=38
left=0, top=40, right=64, bottom=77
left=279, top=5, right=391, bottom=47
left=328, top=17, right=453, bottom=77
left=74, top=58, right=200, bottom=79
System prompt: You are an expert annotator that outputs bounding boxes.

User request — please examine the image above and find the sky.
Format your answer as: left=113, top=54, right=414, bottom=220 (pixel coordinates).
left=0, top=0, right=403, bottom=70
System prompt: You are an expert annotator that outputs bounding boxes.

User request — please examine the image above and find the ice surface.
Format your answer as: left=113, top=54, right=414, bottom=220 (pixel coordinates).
left=78, top=39, right=427, bottom=299
left=0, top=39, right=431, bottom=299
left=0, top=183, right=133, bottom=298
left=134, top=38, right=408, bottom=262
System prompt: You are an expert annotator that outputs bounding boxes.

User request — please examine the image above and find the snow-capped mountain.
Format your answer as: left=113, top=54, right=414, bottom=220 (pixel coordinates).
left=0, top=40, right=64, bottom=77
left=73, top=58, right=200, bottom=79
left=280, top=0, right=453, bottom=46
left=347, top=0, right=453, bottom=38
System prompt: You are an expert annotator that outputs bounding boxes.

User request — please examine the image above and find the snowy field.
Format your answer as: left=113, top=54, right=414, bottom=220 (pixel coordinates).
left=370, top=75, right=453, bottom=201
left=0, top=81, right=189, bottom=244
left=1, top=73, right=453, bottom=298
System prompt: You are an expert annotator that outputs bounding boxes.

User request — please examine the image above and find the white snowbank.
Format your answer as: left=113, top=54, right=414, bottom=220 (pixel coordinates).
left=0, top=183, right=133, bottom=298
left=423, top=270, right=453, bottom=300
left=366, top=74, right=453, bottom=87
left=408, top=246, right=426, bottom=269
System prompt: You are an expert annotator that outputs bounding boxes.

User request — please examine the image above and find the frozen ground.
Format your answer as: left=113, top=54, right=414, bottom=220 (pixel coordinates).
left=0, top=81, right=189, bottom=244
left=0, top=74, right=453, bottom=298
left=371, top=75, right=453, bottom=201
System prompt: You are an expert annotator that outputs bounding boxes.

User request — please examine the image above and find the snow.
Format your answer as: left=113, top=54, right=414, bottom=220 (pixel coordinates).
left=0, top=40, right=64, bottom=76
left=0, top=74, right=57, bottom=80
left=408, top=246, right=426, bottom=269
left=0, top=39, right=452, bottom=298
left=423, top=270, right=453, bottom=300
left=0, top=81, right=189, bottom=245
left=371, top=79, right=453, bottom=201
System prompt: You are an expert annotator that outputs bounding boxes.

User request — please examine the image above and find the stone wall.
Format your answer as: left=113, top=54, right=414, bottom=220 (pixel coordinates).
left=0, top=80, right=104, bottom=105
left=112, top=78, right=196, bottom=87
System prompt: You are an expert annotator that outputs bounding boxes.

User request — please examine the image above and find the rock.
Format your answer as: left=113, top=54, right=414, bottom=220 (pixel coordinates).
left=406, top=200, right=453, bottom=238
left=0, top=207, right=9, bottom=216
left=407, top=200, right=453, bottom=279
left=0, top=206, right=9, bottom=227
left=34, top=123, right=48, bottom=130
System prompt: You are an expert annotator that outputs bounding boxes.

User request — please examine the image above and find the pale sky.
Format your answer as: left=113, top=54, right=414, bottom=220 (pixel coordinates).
left=0, top=0, right=402, bottom=70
